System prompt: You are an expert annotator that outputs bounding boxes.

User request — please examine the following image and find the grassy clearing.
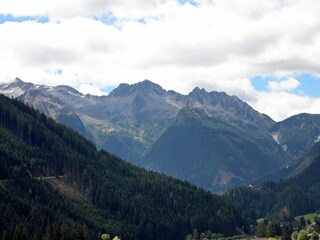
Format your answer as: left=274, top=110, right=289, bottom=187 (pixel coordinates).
left=294, top=212, right=319, bottom=222
left=257, top=218, right=265, bottom=223
left=45, top=177, right=87, bottom=202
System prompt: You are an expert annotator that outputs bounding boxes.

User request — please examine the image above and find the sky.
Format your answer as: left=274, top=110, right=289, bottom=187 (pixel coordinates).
left=0, top=0, right=320, bottom=121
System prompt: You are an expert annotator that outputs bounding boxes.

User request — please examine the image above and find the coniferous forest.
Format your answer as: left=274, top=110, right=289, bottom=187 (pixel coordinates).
left=224, top=143, right=320, bottom=222
left=0, top=94, right=248, bottom=239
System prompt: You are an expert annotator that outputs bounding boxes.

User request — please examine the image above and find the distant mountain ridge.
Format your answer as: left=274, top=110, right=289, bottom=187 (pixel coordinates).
left=1, top=78, right=320, bottom=191
left=255, top=114, right=320, bottom=184
left=270, top=113, right=320, bottom=157
left=187, top=87, right=274, bottom=131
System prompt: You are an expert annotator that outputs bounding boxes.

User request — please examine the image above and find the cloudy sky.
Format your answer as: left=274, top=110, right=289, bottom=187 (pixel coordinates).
left=0, top=0, right=320, bottom=121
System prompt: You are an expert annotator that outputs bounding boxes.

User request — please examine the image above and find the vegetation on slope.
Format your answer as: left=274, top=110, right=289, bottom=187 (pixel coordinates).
left=224, top=143, right=320, bottom=221
left=0, top=94, right=246, bottom=239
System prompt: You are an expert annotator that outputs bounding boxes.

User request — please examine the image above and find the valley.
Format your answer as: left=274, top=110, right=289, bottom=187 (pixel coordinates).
left=2, top=1, right=320, bottom=239
left=1, top=79, right=320, bottom=239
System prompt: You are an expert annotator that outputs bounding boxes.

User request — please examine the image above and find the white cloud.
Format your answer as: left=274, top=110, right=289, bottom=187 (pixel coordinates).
left=268, top=77, right=301, bottom=92
left=249, top=91, right=320, bottom=121
left=77, top=84, right=107, bottom=96
left=0, top=0, right=320, bottom=120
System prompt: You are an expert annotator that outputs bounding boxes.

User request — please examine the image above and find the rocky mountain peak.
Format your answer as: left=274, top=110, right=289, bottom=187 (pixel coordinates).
left=109, top=79, right=166, bottom=97
left=11, top=78, right=34, bottom=88
left=187, top=87, right=211, bottom=107
left=186, top=87, right=275, bottom=130
left=190, top=87, right=208, bottom=96
left=188, top=87, right=236, bottom=105
left=0, top=78, right=36, bottom=98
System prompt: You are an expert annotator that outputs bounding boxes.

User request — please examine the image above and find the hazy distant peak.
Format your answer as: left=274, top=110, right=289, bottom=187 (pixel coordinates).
left=190, top=86, right=208, bottom=95
left=139, top=79, right=160, bottom=87
left=189, top=87, right=233, bottom=101
left=0, top=78, right=36, bottom=98
left=13, top=78, right=37, bottom=89
left=188, top=87, right=210, bottom=102
left=14, top=77, right=24, bottom=83
left=12, top=77, right=33, bottom=87
left=55, top=85, right=82, bottom=95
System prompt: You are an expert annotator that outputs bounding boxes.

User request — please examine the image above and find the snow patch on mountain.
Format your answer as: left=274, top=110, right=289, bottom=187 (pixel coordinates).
left=272, top=132, right=281, bottom=144
left=0, top=87, right=25, bottom=98
left=68, top=91, right=82, bottom=97
left=282, top=144, right=288, bottom=152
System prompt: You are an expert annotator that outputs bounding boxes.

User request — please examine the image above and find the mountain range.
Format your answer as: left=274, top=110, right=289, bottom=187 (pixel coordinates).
left=0, top=94, right=246, bottom=239
left=1, top=78, right=320, bottom=191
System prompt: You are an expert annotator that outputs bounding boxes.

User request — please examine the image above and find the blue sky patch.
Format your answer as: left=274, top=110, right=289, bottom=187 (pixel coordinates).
left=93, top=13, right=117, bottom=25
left=137, top=18, right=146, bottom=24
left=294, top=73, right=320, bottom=97
left=101, top=86, right=115, bottom=94
left=179, top=0, right=199, bottom=7
left=250, top=75, right=273, bottom=92
left=250, top=74, right=320, bottom=97
left=0, top=14, right=49, bottom=24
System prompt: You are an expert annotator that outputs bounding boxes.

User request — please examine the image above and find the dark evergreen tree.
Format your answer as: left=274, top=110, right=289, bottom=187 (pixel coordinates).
left=299, top=217, right=306, bottom=228
left=281, top=225, right=292, bottom=240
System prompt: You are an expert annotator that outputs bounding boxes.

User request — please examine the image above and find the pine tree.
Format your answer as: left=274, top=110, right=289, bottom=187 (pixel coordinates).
left=300, top=217, right=306, bottom=228
left=281, top=225, right=292, bottom=240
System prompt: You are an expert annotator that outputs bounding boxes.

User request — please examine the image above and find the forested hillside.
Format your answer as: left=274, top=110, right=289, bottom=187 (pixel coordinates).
left=0, top=94, right=247, bottom=240
left=224, top=143, right=320, bottom=221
